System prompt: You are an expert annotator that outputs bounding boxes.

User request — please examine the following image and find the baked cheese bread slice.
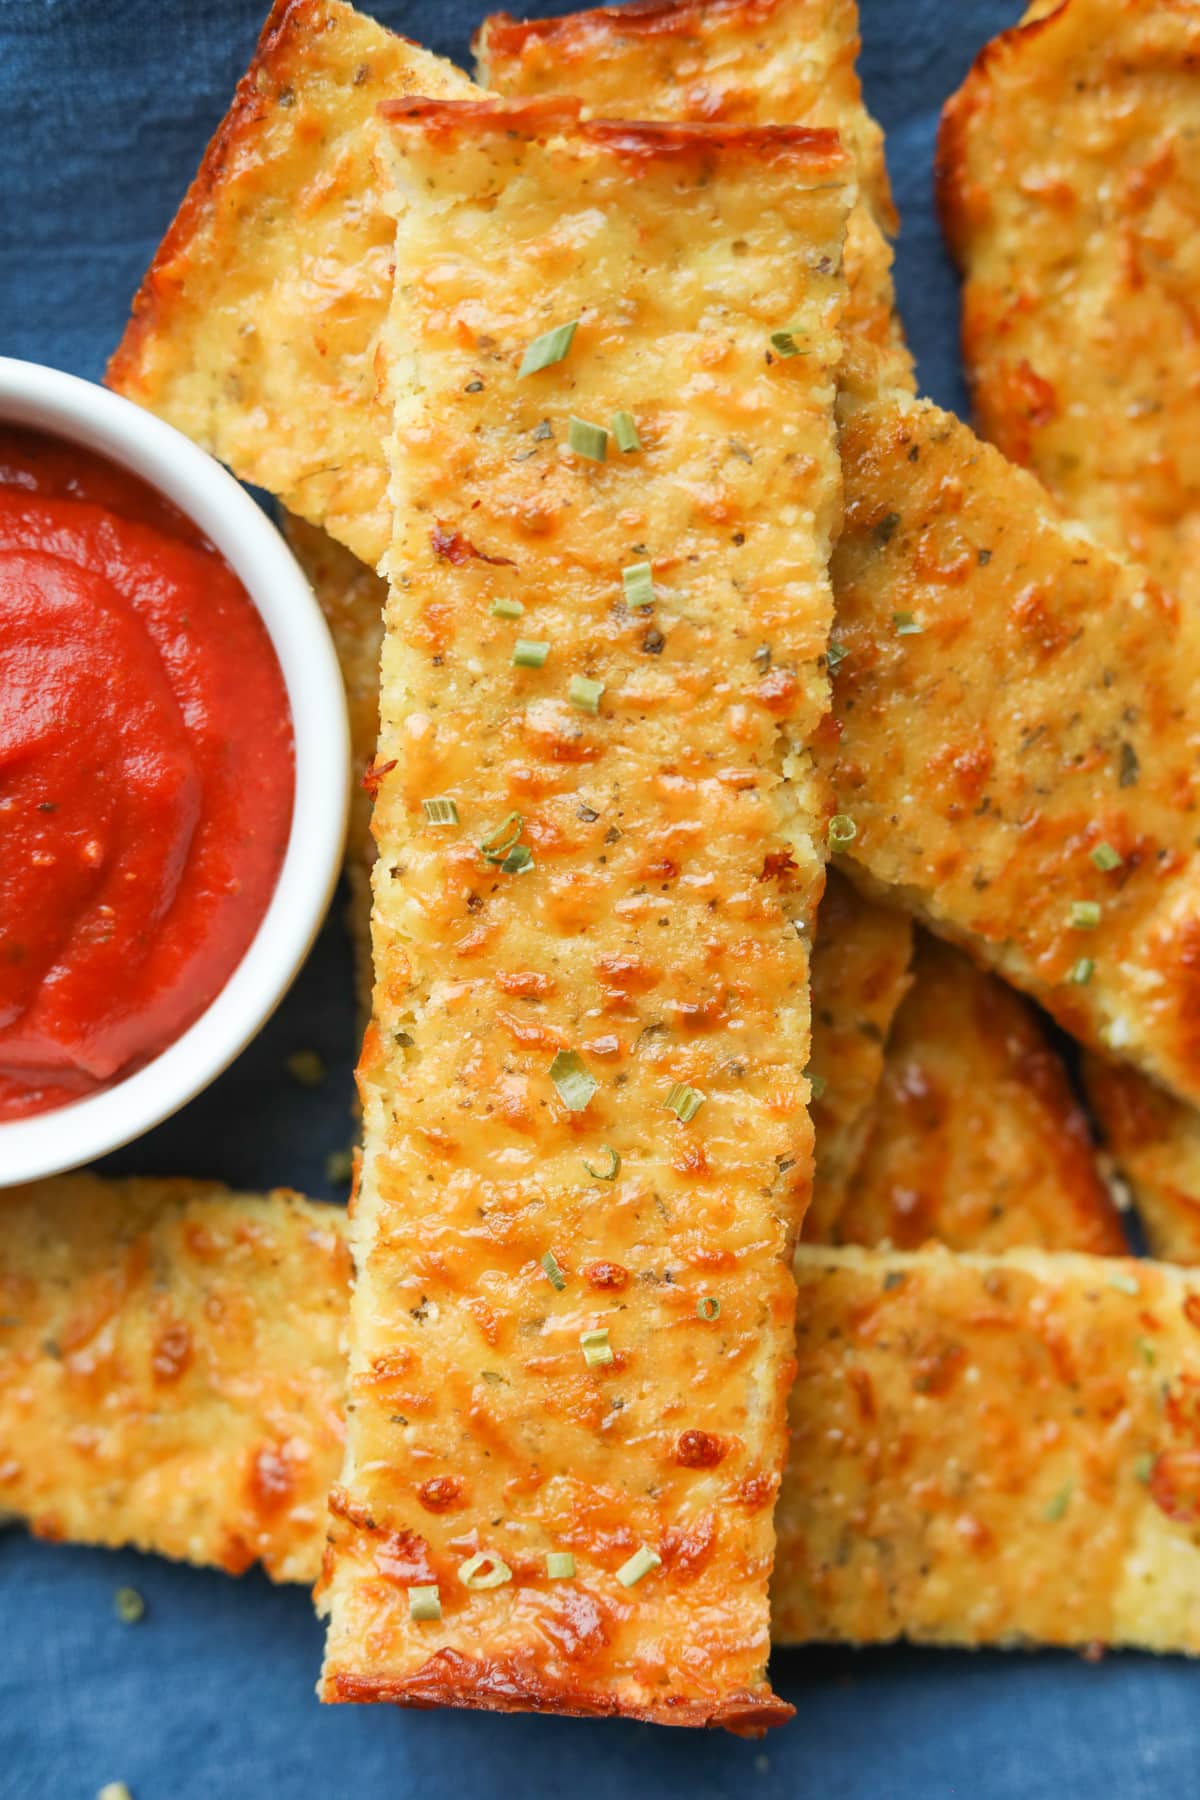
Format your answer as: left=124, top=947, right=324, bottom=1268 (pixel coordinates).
left=938, top=0, right=1200, bottom=614
left=318, top=98, right=851, bottom=1731
left=107, top=0, right=474, bottom=566
left=774, top=1243, right=1200, bottom=1650
left=825, top=383, right=1200, bottom=1111
left=477, top=0, right=912, bottom=391
left=813, top=933, right=1126, bottom=1255
left=0, top=1174, right=347, bottom=1585
left=805, top=873, right=913, bottom=1233
left=1084, top=1056, right=1200, bottom=1266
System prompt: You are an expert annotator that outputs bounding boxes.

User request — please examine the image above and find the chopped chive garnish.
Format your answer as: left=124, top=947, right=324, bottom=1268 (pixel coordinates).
left=568, top=416, right=608, bottom=462
left=1069, top=957, right=1094, bottom=985
left=827, top=640, right=848, bottom=672
left=611, top=410, right=642, bottom=452
left=1091, top=842, right=1123, bottom=871
left=546, top=1551, right=576, bottom=1580
left=491, top=596, right=524, bottom=619
left=479, top=812, right=526, bottom=869
left=583, top=1145, right=620, bottom=1181
left=499, top=843, right=534, bottom=875
left=1069, top=901, right=1101, bottom=930
left=1042, top=1482, right=1072, bottom=1523
left=696, top=1295, right=721, bottom=1322
left=616, top=1545, right=661, bottom=1587
left=569, top=675, right=605, bottom=714
left=408, top=1584, right=441, bottom=1622
left=1108, top=1271, right=1140, bottom=1296
left=457, top=1551, right=512, bottom=1590
left=827, top=814, right=857, bottom=851
left=422, top=797, right=459, bottom=827
left=114, top=1587, right=145, bottom=1625
left=519, top=319, right=578, bottom=378
left=664, top=1082, right=705, bottom=1123
left=1134, top=1452, right=1154, bottom=1484
left=622, top=560, right=654, bottom=609
left=513, top=639, right=549, bottom=669
left=770, top=328, right=809, bottom=357
left=541, top=1250, right=566, bottom=1291
left=892, top=611, right=922, bottom=635
left=808, top=1073, right=827, bottom=1101
left=550, top=1049, right=597, bottom=1112
left=580, top=1327, right=614, bottom=1368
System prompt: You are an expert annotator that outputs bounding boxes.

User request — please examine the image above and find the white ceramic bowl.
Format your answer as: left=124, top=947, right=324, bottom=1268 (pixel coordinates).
left=0, top=356, right=350, bottom=1186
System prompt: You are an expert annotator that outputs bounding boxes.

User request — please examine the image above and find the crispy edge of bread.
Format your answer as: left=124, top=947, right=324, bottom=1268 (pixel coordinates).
left=1084, top=1055, right=1200, bottom=1265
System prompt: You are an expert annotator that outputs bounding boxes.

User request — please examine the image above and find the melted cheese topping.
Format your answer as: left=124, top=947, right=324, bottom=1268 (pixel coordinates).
left=821, top=933, right=1126, bottom=1255
left=107, top=0, right=473, bottom=565
left=939, top=0, right=1200, bottom=614
left=0, top=1174, right=348, bottom=1585
left=775, top=1244, right=1200, bottom=1650
left=318, top=102, right=849, bottom=1731
left=825, top=386, right=1200, bottom=1110
left=478, top=0, right=911, bottom=392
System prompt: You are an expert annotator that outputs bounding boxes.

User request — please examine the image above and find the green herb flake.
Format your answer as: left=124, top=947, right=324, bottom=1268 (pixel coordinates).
left=408, top=1584, right=442, bottom=1622
left=582, top=1145, right=621, bottom=1181
left=1090, top=842, right=1123, bottom=871
left=580, top=1326, right=614, bottom=1369
left=550, top=1049, right=597, bottom=1112
left=285, top=1049, right=326, bottom=1088
left=1134, top=1452, right=1155, bottom=1485
left=664, top=1082, right=705, bottom=1123
left=622, top=560, right=654, bottom=609
left=616, top=1545, right=661, bottom=1587
left=696, top=1295, right=721, bottom=1322
left=546, top=1551, right=576, bottom=1580
left=491, top=596, right=524, bottom=619
left=826, top=640, right=849, bottom=673
left=569, top=674, right=605, bottom=715
left=1136, top=1336, right=1157, bottom=1367
left=611, top=410, right=642, bottom=452
left=519, top=320, right=578, bottom=378
left=541, top=1250, right=567, bottom=1291
left=422, top=797, right=459, bottom=827
left=808, top=1073, right=827, bottom=1102
left=1069, top=957, right=1094, bottom=986
left=568, top=416, right=608, bottom=462
left=457, top=1551, right=512, bottom=1591
left=479, top=812, right=524, bottom=865
left=892, top=611, right=922, bottom=636
left=770, top=328, right=809, bottom=358
left=1069, top=901, right=1101, bottom=930
left=827, top=814, right=858, bottom=852
left=114, top=1587, right=145, bottom=1625
left=513, top=638, right=550, bottom=669
left=1042, top=1481, right=1073, bottom=1522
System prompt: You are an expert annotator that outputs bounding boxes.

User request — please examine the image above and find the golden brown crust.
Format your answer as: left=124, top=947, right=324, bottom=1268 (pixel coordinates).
left=774, top=1244, right=1200, bottom=1649
left=0, top=1173, right=348, bottom=1585
left=1084, top=1055, right=1200, bottom=1264
left=823, top=387, right=1200, bottom=1109
left=820, top=935, right=1126, bottom=1254
left=937, top=0, right=1200, bottom=611
left=107, top=0, right=473, bottom=565
left=319, top=102, right=850, bottom=1728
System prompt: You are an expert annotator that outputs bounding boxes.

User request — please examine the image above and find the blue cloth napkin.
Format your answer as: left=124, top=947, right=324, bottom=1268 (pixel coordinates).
left=1, top=3, right=1191, bottom=1795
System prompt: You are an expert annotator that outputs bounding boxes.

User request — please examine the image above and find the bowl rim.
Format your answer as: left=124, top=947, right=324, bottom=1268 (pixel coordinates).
left=0, top=355, right=350, bottom=1186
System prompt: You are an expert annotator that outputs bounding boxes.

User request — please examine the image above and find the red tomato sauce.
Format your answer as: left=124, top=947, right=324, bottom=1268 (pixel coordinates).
left=0, top=427, right=294, bottom=1121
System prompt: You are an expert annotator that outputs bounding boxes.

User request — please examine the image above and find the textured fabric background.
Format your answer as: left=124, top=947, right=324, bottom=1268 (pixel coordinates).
left=2, top=2, right=1195, bottom=1795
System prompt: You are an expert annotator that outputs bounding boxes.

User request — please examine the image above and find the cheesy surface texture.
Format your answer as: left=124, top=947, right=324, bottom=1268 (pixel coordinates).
left=826, top=386, right=1200, bottom=1110
left=318, top=98, right=850, bottom=1730
left=106, top=0, right=473, bottom=564
left=938, top=0, right=1200, bottom=614
left=816, top=933, right=1126, bottom=1256
left=775, top=1244, right=1200, bottom=1650
left=0, top=1175, right=348, bottom=1585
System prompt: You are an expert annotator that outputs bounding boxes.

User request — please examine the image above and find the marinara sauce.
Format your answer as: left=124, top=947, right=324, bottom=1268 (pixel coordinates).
left=0, top=427, right=294, bottom=1121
